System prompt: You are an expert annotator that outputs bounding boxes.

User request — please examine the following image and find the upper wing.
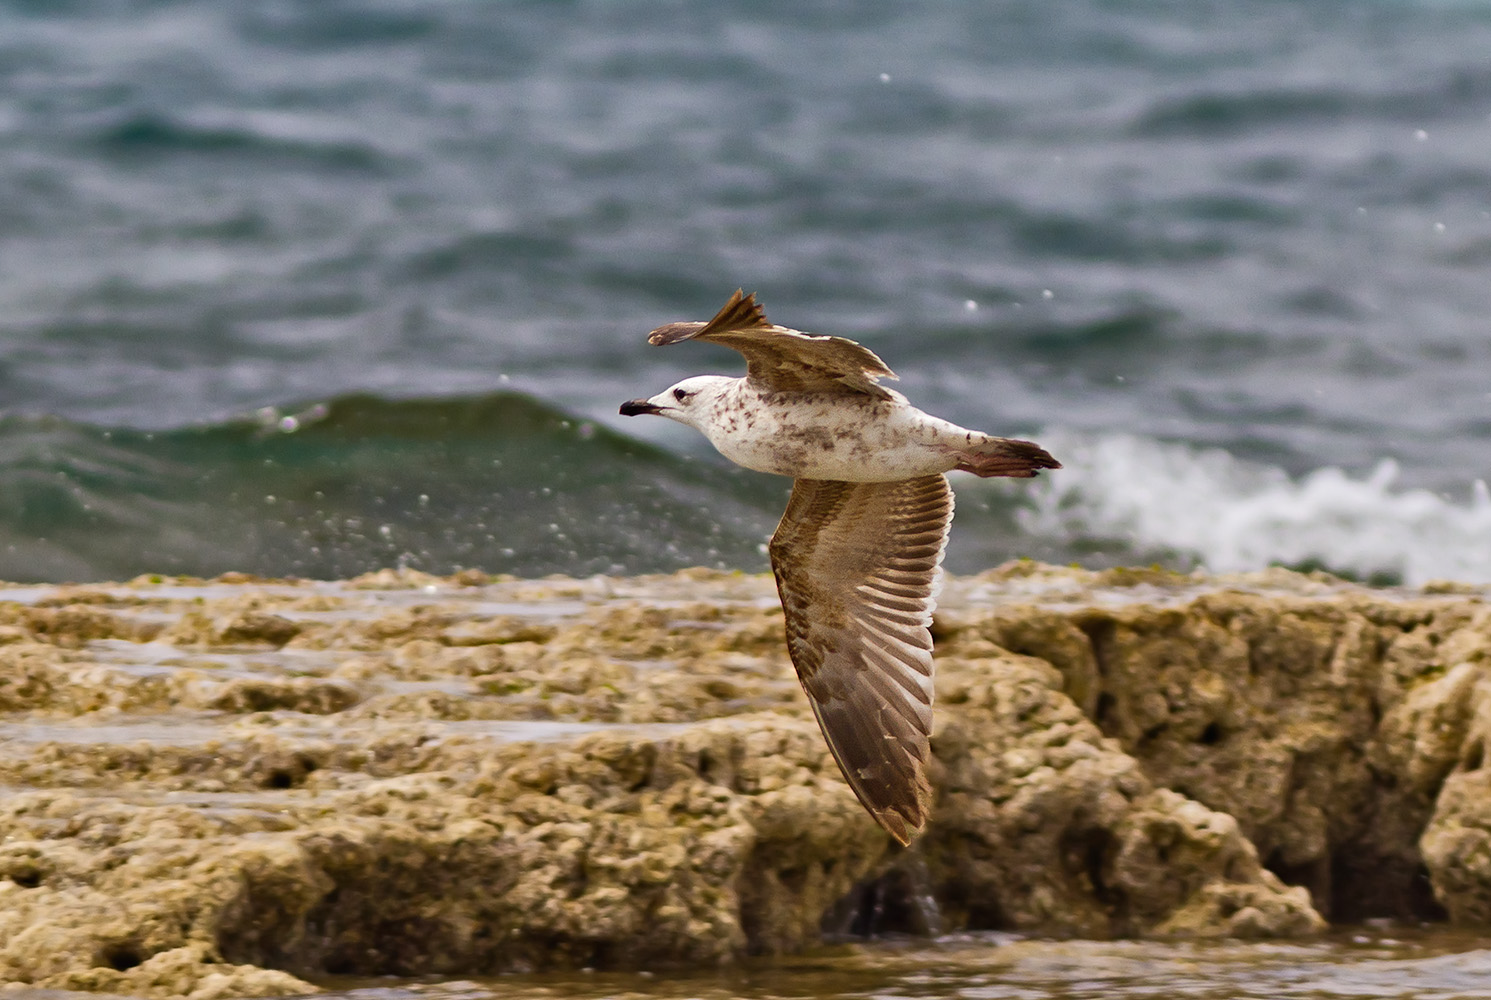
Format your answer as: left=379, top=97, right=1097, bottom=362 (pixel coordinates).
left=647, top=289, right=897, bottom=399
left=767, top=474, right=953, bottom=844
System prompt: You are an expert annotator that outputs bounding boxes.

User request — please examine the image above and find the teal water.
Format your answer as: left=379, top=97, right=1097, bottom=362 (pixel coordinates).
left=0, top=392, right=1078, bottom=581
left=0, top=1, right=1489, bottom=583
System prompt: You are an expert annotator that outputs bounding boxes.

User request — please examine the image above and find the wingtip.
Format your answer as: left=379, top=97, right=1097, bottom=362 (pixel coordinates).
left=876, top=811, right=918, bottom=846
left=699, top=288, right=772, bottom=336
left=646, top=321, right=705, bottom=346
left=644, top=289, right=773, bottom=346
left=872, top=785, right=933, bottom=845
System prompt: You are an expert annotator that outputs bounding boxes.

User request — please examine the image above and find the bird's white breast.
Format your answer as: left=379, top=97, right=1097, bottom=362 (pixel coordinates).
left=698, top=384, right=969, bottom=482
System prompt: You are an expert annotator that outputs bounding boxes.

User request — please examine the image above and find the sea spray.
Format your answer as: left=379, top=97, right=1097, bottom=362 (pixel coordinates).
left=1013, top=431, right=1491, bottom=586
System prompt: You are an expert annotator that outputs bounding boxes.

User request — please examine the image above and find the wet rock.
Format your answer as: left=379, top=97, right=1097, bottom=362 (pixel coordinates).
left=26, top=943, right=313, bottom=1000
left=164, top=606, right=303, bottom=647
left=201, top=677, right=361, bottom=715
left=924, top=649, right=1320, bottom=937
left=0, top=604, right=161, bottom=646
left=959, top=581, right=1488, bottom=922
left=441, top=617, right=558, bottom=647
left=1, top=564, right=1489, bottom=997
left=1417, top=616, right=1491, bottom=922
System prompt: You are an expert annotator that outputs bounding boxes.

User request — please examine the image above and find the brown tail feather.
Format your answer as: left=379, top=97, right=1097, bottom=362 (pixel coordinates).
left=953, top=437, right=1061, bottom=479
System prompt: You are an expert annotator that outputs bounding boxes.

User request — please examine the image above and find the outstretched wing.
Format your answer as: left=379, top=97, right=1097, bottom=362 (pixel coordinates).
left=647, top=289, right=897, bottom=399
left=767, top=474, right=953, bottom=844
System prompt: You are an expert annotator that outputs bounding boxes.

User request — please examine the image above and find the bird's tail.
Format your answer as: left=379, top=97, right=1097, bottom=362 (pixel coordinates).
left=953, top=437, right=1062, bottom=478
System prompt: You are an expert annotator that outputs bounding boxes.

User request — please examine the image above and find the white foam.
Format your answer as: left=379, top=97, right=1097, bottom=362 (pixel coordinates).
left=1013, top=431, right=1491, bottom=586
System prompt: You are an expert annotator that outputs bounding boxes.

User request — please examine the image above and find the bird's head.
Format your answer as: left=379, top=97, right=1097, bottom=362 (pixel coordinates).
left=619, top=375, right=734, bottom=429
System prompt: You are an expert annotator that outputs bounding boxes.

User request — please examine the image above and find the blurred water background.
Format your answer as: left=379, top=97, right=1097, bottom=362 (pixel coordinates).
left=1, top=0, right=1489, bottom=585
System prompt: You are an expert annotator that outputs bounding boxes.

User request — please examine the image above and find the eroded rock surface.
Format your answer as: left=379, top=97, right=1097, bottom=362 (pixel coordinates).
left=0, top=563, right=1487, bottom=997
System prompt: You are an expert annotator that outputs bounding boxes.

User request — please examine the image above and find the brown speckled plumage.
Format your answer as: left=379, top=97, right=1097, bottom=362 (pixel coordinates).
left=620, top=290, right=1061, bottom=844
left=770, top=475, right=951, bottom=844
left=649, top=289, right=898, bottom=399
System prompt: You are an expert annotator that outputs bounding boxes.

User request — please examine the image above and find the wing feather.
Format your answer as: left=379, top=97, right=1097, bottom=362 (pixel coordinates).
left=767, top=474, right=953, bottom=844
left=647, top=290, right=898, bottom=398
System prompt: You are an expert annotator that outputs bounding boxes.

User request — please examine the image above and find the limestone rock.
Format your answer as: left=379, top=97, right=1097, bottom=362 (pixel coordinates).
left=961, top=578, right=1487, bottom=921
left=1419, top=623, right=1491, bottom=922
left=924, top=649, right=1320, bottom=937
left=1, top=564, right=1489, bottom=997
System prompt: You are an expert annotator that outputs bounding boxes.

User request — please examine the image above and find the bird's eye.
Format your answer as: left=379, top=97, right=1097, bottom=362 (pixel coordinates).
left=672, top=388, right=693, bottom=403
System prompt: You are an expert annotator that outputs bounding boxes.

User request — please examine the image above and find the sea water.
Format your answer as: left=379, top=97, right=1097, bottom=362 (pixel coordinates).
left=302, top=930, right=1491, bottom=1000
left=0, top=1, right=1487, bottom=585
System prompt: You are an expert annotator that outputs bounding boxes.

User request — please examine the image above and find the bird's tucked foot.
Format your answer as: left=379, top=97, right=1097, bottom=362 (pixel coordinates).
left=949, top=438, right=1062, bottom=478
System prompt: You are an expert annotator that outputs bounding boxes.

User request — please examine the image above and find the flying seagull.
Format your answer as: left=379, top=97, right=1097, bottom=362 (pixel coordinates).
left=620, top=290, right=1060, bottom=844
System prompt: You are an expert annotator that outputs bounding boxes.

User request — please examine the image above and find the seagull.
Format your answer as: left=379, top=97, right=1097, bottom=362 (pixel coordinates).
left=620, top=290, right=1060, bottom=844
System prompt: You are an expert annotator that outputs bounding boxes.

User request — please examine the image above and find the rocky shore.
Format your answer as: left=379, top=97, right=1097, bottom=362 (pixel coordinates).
left=1, top=563, right=1489, bottom=998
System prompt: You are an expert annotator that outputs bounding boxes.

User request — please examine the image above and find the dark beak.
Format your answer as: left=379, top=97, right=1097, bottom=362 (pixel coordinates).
left=619, top=398, right=663, bottom=417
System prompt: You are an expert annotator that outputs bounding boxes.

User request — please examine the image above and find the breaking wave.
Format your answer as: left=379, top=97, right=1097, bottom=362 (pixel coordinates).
left=1015, top=431, right=1491, bottom=586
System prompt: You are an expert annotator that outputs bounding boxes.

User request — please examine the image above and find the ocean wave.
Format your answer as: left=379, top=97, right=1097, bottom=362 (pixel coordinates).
left=1015, top=431, right=1491, bottom=586
left=93, top=112, right=396, bottom=174
left=2, top=392, right=1487, bottom=587
left=0, top=393, right=781, bottom=584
